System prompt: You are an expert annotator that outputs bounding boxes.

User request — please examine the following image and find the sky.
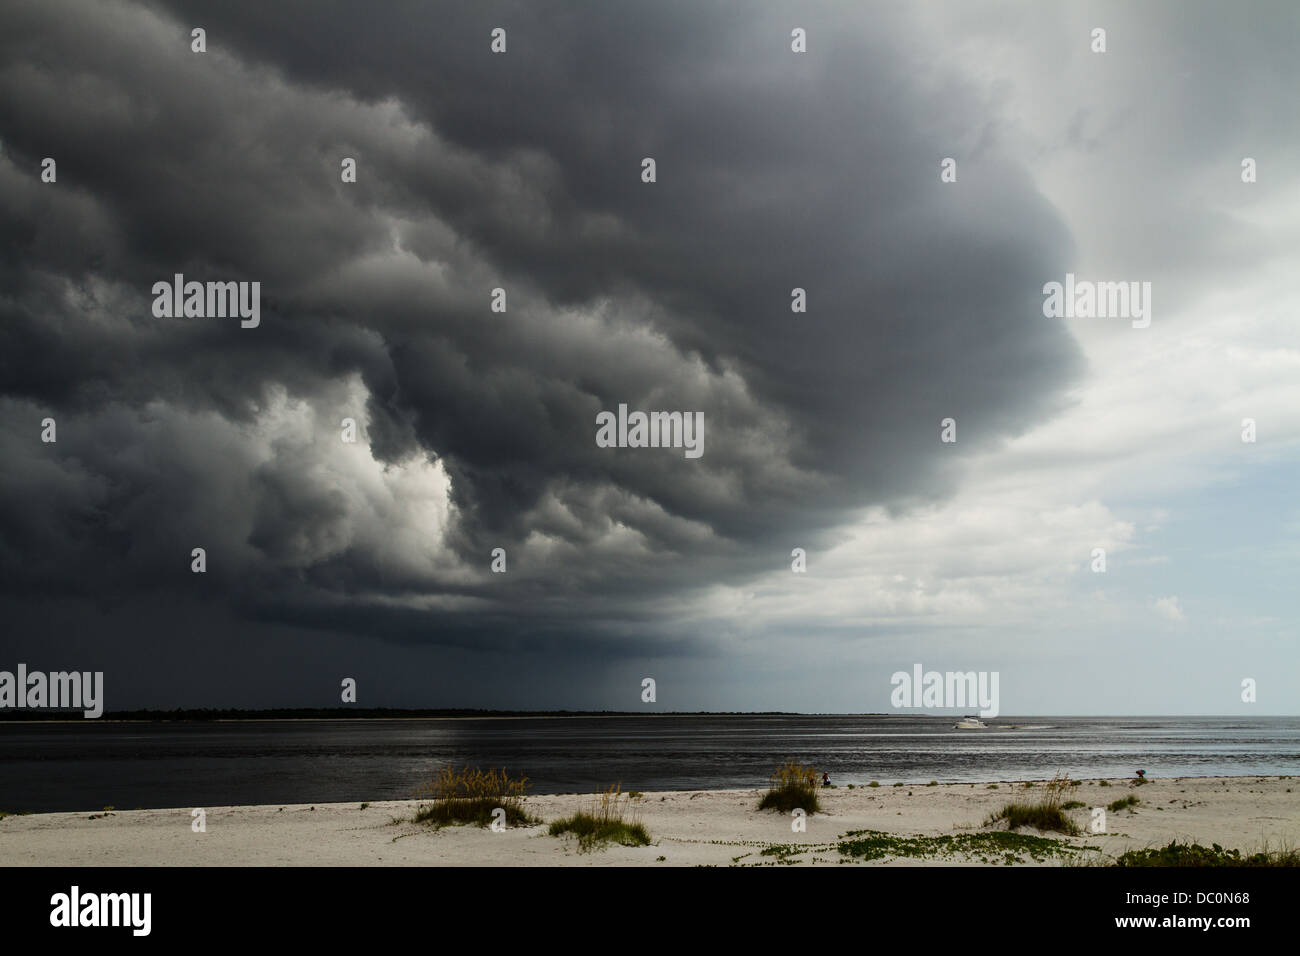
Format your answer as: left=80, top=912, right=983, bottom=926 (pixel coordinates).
left=0, top=0, right=1296, bottom=714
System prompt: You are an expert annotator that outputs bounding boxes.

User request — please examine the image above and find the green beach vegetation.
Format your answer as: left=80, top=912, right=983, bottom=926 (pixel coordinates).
left=757, top=760, right=821, bottom=814
left=985, top=773, right=1081, bottom=835
left=414, top=766, right=533, bottom=828
left=1115, top=840, right=1300, bottom=867
left=548, top=783, right=651, bottom=852
left=839, top=828, right=1091, bottom=864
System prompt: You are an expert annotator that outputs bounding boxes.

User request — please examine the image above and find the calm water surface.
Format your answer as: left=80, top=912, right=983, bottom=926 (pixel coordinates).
left=1, top=715, right=1297, bottom=812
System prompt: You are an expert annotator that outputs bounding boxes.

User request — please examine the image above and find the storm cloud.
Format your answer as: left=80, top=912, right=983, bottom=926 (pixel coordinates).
left=41, top=1, right=1300, bottom=710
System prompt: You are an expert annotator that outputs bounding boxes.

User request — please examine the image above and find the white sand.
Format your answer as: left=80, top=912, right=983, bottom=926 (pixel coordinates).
left=2, top=777, right=1296, bottom=866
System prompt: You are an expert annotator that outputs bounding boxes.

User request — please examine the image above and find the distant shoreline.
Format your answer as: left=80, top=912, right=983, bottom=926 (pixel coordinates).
left=0, top=709, right=888, bottom=723
left=0, top=709, right=1287, bottom=723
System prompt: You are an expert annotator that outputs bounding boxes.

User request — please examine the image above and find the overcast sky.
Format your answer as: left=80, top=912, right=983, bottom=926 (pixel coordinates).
left=1, top=0, right=1295, bottom=714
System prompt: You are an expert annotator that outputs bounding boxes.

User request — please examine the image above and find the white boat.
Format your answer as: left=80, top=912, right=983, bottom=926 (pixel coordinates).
left=954, top=716, right=987, bottom=729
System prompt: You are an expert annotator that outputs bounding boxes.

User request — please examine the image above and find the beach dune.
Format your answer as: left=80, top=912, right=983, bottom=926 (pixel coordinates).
left=1, top=777, right=1295, bottom=867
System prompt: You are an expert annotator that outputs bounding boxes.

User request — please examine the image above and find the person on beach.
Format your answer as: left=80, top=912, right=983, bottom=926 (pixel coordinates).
left=822, top=772, right=831, bottom=787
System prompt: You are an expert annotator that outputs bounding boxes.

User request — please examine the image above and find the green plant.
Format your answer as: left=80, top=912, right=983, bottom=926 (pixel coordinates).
left=839, top=828, right=1089, bottom=864
left=1107, top=795, right=1140, bottom=813
left=985, top=773, right=1080, bottom=835
left=414, top=766, right=533, bottom=828
left=549, top=783, right=651, bottom=852
left=757, top=760, right=821, bottom=814
left=1116, top=840, right=1300, bottom=867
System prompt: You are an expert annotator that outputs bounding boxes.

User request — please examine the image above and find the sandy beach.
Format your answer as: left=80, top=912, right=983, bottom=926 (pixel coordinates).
left=2, top=776, right=1295, bottom=867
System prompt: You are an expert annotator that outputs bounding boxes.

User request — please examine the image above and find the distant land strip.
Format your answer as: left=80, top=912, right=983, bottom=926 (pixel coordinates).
left=0, top=708, right=889, bottom=722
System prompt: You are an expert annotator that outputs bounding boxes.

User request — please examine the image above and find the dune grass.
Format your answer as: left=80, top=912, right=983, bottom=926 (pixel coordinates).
left=1107, top=794, right=1140, bottom=813
left=985, top=772, right=1081, bottom=835
left=413, top=766, right=534, bottom=828
left=549, top=784, right=651, bottom=852
left=757, top=760, right=821, bottom=814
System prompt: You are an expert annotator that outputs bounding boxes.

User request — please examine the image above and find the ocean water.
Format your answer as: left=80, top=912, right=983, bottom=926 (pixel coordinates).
left=1, top=715, right=1297, bottom=813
